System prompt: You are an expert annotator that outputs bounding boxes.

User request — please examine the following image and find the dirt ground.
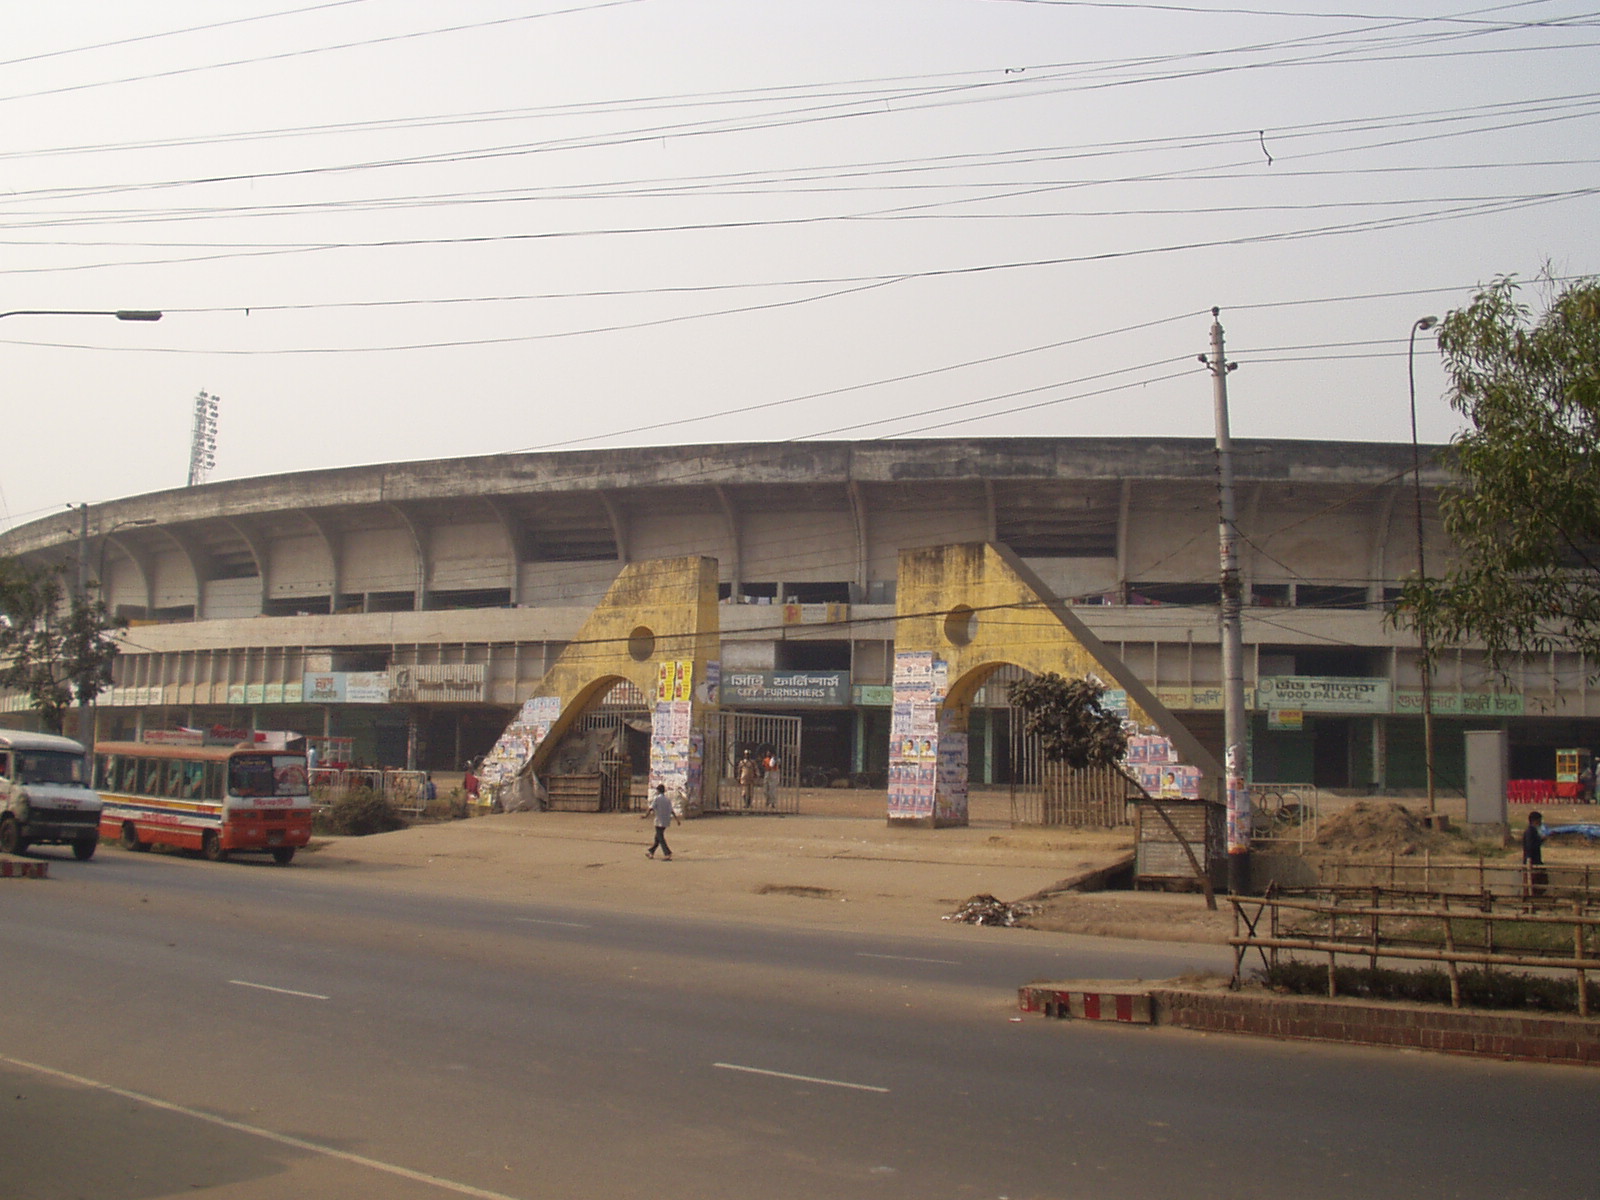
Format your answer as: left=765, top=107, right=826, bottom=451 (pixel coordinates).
left=292, top=785, right=1600, bottom=948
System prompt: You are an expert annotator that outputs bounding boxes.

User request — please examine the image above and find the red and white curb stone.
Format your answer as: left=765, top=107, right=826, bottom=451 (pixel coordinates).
left=1018, top=985, right=1153, bottom=1024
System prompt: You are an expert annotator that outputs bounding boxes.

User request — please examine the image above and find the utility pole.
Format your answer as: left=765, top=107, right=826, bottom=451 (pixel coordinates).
left=1200, top=308, right=1251, bottom=894
left=75, top=503, right=90, bottom=742
left=1408, top=316, right=1439, bottom=816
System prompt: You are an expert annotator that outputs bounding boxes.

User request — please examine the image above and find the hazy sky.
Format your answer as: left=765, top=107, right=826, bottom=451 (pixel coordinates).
left=3, top=0, right=1596, bottom=534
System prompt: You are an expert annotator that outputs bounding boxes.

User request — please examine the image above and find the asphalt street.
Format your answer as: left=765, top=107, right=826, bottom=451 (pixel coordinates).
left=3, top=847, right=1597, bottom=1199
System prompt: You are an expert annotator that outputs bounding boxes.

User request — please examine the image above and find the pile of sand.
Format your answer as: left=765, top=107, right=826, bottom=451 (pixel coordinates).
left=1312, top=801, right=1456, bottom=857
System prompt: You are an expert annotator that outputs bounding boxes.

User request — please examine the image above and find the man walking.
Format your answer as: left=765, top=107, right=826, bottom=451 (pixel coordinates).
left=1523, top=809, right=1549, bottom=897
left=646, top=783, right=679, bottom=860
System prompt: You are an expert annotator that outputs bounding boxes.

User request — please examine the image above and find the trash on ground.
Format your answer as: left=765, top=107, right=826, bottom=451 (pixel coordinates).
left=944, top=893, right=1036, bottom=926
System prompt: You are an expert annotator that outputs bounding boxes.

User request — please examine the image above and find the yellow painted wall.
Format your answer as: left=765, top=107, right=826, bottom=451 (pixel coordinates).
left=526, top=555, right=720, bottom=774
left=894, top=543, right=1219, bottom=813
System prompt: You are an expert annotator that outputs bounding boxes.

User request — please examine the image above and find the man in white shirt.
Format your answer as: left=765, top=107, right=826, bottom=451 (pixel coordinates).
left=646, top=784, right=679, bottom=860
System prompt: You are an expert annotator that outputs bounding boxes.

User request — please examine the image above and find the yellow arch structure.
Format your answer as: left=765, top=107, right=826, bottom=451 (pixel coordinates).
left=889, top=542, right=1221, bottom=827
left=477, top=556, right=720, bottom=807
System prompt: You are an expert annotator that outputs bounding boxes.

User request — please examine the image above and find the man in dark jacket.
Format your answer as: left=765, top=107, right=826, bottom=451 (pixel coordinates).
left=1522, top=810, right=1549, bottom=896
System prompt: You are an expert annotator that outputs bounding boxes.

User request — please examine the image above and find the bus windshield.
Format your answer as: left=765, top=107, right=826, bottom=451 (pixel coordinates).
left=229, top=754, right=310, bottom=799
left=16, top=750, right=88, bottom=786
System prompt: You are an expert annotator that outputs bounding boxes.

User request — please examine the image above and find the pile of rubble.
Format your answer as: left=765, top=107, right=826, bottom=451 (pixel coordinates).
left=943, top=893, right=1037, bottom=927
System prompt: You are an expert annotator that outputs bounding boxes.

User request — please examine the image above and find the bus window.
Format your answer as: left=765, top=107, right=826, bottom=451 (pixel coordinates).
left=162, top=760, right=185, bottom=799
left=138, top=758, right=162, bottom=796
left=182, top=760, right=206, bottom=799
left=117, top=756, right=139, bottom=794
left=206, top=762, right=225, bottom=801
left=0, top=752, right=10, bottom=780
left=229, top=755, right=276, bottom=798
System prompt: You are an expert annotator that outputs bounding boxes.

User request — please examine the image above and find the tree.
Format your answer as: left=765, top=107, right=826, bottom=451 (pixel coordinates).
left=0, top=558, right=125, bottom=735
left=1006, top=672, right=1127, bottom=768
left=1398, top=274, right=1600, bottom=667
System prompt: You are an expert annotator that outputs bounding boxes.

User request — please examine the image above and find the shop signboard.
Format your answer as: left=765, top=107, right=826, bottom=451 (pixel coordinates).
left=1257, top=676, right=1389, bottom=714
left=390, top=664, right=486, bottom=703
left=721, top=670, right=849, bottom=707
left=300, top=671, right=392, bottom=704
left=1393, top=691, right=1524, bottom=716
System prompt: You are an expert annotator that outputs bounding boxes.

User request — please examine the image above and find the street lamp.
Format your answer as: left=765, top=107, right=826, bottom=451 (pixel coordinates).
left=1409, top=315, right=1439, bottom=815
left=0, top=309, right=162, bottom=322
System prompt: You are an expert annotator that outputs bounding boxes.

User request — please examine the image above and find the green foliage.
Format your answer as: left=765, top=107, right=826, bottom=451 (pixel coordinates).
left=1396, top=274, right=1600, bottom=667
left=0, top=558, right=125, bottom=735
left=1006, top=672, right=1127, bottom=769
left=1262, top=960, right=1596, bottom=1014
left=315, top=785, right=406, bottom=836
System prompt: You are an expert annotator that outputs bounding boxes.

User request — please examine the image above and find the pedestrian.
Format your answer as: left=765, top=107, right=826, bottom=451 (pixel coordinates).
left=1522, top=809, right=1549, bottom=897
left=761, top=748, right=780, bottom=807
left=646, top=783, right=679, bottom=860
left=737, top=750, right=758, bottom=809
left=463, top=761, right=480, bottom=802
left=422, top=773, right=437, bottom=803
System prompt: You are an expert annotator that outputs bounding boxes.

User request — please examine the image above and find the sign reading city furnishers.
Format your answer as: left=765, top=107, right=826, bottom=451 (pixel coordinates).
left=1257, top=676, right=1390, bottom=714
left=721, top=670, right=849, bottom=707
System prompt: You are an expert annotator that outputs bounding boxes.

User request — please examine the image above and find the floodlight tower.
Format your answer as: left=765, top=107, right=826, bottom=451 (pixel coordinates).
left=187, top=390, right=220, bottom=486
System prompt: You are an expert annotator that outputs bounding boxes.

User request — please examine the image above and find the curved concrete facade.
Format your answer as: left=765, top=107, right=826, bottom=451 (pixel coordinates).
left=2, top=437, right=1591, bottom=790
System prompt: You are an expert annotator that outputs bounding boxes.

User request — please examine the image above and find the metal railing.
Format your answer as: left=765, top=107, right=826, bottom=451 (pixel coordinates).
left=1248, top=784, right=1319, bottom=849
left=309, top=767, right=435, bottom=816
left=1230, top=889, right=1600, bottom=1013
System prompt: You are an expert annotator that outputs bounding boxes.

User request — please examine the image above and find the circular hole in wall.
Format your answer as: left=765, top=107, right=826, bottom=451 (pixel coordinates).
left=628, top=626, right=656, bottom=661
left=944, top=604, right=978, bottom=646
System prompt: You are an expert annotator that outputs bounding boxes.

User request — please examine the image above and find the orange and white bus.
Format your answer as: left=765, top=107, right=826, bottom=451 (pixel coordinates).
left=95, top=740, right=313, bottom=865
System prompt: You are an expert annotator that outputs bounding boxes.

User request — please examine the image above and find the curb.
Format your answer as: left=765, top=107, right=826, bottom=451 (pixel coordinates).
left=1, top=859, right=49, bottom=879
left=1018, top=985, right=1153, bottom=1024
left=1019, top=981, right=1600, bottom=1068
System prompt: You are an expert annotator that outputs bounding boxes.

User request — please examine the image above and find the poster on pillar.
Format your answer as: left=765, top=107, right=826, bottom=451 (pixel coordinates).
left=650, top=700, right=703, bottom=811
left=888, top=650, right=953, bottom=821
left=934, top=714, right=969, bottom=825
left=480, top=695, right=561, bottom=794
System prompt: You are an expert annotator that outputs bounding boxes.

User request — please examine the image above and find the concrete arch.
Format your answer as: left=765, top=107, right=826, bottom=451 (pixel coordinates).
left=475, top=555, right=721, bottom=808
left=887, top=542, right=1222, bottom=827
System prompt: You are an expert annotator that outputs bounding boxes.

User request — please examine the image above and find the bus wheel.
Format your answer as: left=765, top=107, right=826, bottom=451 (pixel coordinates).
left=270, top=847, right=296, bottom=866
left=120, top=823, right=148, bottom=852
left=73, top=838, right=98, bottom=861
left=0, top=817, right=29, bottom=856
left=201, top=831, right=228, bottom=862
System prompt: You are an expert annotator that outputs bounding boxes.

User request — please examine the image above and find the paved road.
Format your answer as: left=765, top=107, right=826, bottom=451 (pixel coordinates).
left=3, top=849, right=1596, bottom=1199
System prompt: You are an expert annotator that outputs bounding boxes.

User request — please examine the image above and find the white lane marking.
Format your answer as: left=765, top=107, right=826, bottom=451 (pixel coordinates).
left=713, top=1062, right=889, bottom=1093
left=229, top=980, right=330, bottom=1001
left=0, top=1053, right=525, bottom=1200
left=855, top=952, right=959, bottom=966
left=513, top=917, right=591, bottom=929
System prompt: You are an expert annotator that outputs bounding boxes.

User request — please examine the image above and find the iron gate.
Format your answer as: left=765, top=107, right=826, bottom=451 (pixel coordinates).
left=700, top=710, right=802, bottom=815
left=1004, top=673, right=1136, bottom=828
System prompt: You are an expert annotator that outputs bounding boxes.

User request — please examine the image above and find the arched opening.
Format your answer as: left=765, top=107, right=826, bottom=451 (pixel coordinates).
left=539, top=675, right=650, bottom=812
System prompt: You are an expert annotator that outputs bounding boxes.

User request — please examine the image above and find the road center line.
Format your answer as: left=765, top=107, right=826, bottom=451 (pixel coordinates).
left=0, top=1053, right=524, bottom=1200
left=713, top=1062, right=889, bottom=1093
left=513, top=917, right=591, bottom=929
left=855, top=952, right=959, bottom=965
left=229, top=979, right=330, bottom=1001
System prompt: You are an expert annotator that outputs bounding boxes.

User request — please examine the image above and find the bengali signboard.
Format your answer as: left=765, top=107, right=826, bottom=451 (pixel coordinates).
left=720, top=670, right=849, bottom=707
left=1256, top=676, right=1390, bottom=714
left=1392, top=691, right=1524, bottom=716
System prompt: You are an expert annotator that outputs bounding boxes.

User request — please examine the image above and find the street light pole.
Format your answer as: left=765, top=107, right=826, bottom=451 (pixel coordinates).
left=1409, top=315, right=1439, bottom=815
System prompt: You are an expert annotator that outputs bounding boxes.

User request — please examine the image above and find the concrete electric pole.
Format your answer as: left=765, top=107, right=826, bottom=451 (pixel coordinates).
left=1200, top=308, right=1251, bottom=894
